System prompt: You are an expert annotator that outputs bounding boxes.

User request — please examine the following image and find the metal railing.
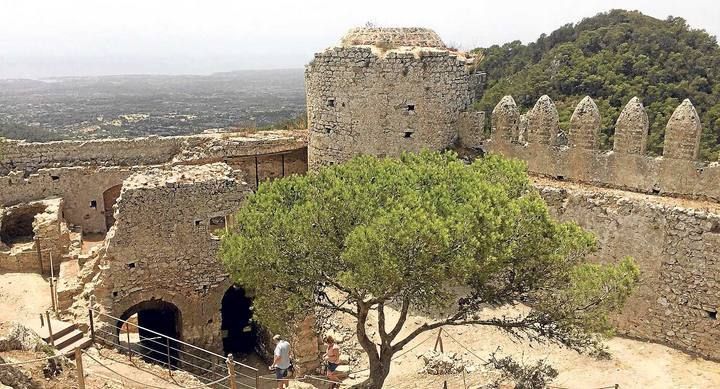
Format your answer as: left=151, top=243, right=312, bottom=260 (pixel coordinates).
left=89, top=307, right=259, bottom=389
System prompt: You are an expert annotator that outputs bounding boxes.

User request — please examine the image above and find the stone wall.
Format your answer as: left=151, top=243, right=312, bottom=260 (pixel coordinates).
left=306, top=27, right=483, bottom=168
left=481, top=95, right=720, bottom=201
left=1, top=167, right=133, bottom=233
left=537, top=180, right=720, bottom=360
left=0, top=198, right=70, bottom=274
left=94, top=163, right=249, bottom=352
left=0, top=136, right=195, bottom=174
left=0, top=130, right=307, bottom=174
left=0, top=131, right=309, bottom=232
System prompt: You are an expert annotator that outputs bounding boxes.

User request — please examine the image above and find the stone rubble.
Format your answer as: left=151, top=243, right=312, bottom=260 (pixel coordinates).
left=419, top=350, right=477, bottom=375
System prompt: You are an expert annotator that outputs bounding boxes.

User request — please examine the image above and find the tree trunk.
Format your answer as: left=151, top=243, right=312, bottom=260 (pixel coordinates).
left=353, top=352, right=392, bottom=389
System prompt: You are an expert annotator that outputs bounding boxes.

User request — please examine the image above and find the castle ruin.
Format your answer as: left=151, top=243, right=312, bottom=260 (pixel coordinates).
left=1, top=26, right=719, bottom=379
left=305, top=28, right=720, bottom=362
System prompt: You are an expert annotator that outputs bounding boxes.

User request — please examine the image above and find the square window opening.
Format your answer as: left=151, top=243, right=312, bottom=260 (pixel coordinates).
left=90, top=200, right=97, bottom=209
left=404, top=131, right=414, bottom=139
left=327, top=98, right=335, bottom=108
left=708, top=310, right=718, bottom=320
left=407, top=104, right=415, bottom=112
left=128, top=262, right=136, bottom=269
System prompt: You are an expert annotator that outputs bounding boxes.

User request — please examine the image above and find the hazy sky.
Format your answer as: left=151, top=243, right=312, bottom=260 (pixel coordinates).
left=0, top=0, right=718, bottom=79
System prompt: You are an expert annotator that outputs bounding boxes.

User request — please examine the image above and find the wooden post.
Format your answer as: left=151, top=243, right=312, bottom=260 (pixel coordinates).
left=49, top=278, right=57, bottom=313
left=433, top=328, right=444, bottom=353
left=46, top=311, right=55, bottom=348
left=126, top=328, right=132, bottom=361
left=49, top=251, right=54, bottom=279
left=88, top=308, right=95, bottom=343
left=75, top=348, right=86, bottom=389
left=226, top=354, right=238, bottom=389
left=35, top=237, right=43, bottom=274
left=39, top=313, right=44, bottom=328
left=166, top=337, right=172, bottom=373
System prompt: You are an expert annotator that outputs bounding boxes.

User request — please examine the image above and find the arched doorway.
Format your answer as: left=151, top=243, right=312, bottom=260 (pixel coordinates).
left=118, top=299, right=181, bottom=367
left=103, top=184, right=122, bottom=231
left=221, top=286, right=257, bottom=355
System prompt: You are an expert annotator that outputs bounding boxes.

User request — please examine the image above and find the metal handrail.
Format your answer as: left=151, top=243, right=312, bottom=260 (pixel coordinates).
left=89, top=307, right=259, bottom=388
left=90, top=307, right=258, bottom=373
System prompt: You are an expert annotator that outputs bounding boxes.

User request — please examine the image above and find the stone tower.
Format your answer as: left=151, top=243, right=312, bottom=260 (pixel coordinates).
left=305, top=27, right=484, bottom=169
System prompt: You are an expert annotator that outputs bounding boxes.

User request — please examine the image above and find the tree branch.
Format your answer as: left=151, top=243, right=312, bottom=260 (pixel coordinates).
left=378, top=302, right=389, bottom=346
left=388, top=297, right=410, bottom=340
left=391, top=315, right=530, bottom=353
left=317, top=300, right=357, bottom=317
left=356, top=302, right=380, bottom=365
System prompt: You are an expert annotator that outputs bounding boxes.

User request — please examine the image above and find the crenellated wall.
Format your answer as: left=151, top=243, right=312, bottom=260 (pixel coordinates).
left=477, top=95, right=718, bottom=201
left=476, top=94, right=720, bottom=360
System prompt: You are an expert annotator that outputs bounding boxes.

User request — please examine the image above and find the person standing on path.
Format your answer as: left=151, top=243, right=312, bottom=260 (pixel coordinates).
left=324, top=335, right=342, bottom=388
left=270, top=334, right=292, bottom=389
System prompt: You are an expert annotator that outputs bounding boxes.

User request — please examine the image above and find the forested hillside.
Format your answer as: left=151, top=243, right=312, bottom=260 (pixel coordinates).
left=475, top=9, right=720, bottom=160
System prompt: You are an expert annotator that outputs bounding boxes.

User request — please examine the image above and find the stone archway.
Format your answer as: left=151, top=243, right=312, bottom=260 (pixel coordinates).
left=118, top=299, right=182, bottom=366
left=102, top=184, right=122, bottom=231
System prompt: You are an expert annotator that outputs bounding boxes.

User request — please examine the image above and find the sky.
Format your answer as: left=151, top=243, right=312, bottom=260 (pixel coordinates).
left=0, top=0, right=718, bottom=79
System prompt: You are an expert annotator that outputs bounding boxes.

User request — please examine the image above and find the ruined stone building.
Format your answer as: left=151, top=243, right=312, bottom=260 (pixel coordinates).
left=1, top=26, right=719, bottom=375
left=0, top=131, right=310, bottom=363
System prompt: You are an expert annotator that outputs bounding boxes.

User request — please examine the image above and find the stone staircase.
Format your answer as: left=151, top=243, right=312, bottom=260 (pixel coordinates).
left=29, top=318, right=92, bottom=356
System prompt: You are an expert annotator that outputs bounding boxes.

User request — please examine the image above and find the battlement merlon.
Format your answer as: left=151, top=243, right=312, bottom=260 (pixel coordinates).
left=474, top=95, right=718, bottom=201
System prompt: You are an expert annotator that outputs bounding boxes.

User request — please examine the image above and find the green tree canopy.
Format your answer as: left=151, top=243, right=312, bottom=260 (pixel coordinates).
left=221, top=152, right=639, bottom=388
left=474, top=9, right=720, bottom=160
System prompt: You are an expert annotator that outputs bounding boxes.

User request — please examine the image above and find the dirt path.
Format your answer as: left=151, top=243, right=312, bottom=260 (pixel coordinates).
left=81, top=347, right=203, bottom=388
left=0, top=272, right=51, bottom=324
left=334, top=304, right=720, bottom=389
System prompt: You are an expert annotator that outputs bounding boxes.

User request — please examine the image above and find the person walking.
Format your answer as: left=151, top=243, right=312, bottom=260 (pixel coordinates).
left=323, top=335, right=342, bottom=388
left=270, top=334, right=292, bottom=389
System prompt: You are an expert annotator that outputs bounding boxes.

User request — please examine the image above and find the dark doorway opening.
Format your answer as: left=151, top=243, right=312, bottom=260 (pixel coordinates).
left=118, top=300, right=181, bottom=367
left=221, top=285, right=257, bottom=355
left=103, top=184, right=122, bottom=231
